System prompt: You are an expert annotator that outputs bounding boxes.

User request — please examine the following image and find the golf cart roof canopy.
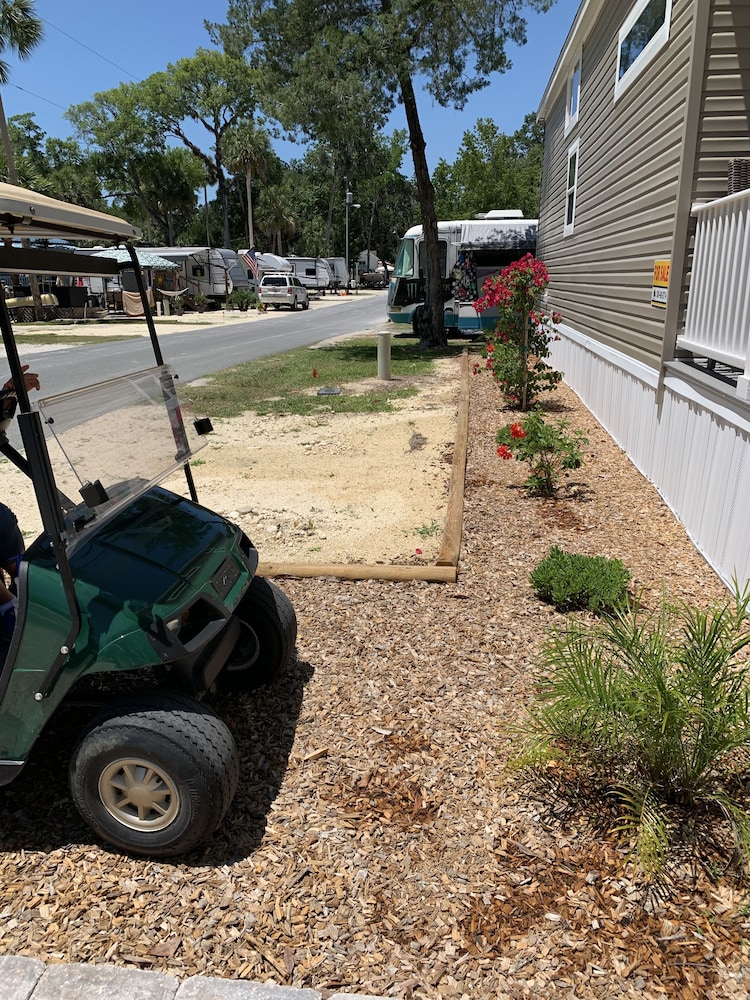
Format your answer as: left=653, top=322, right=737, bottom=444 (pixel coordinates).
left=0, top=184, right=142, bottom=278
left=0, top=183, right=141, bottom=242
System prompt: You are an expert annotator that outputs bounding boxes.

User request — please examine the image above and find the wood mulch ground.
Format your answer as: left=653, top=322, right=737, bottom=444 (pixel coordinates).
left=1, top=361, right=749, bottom=999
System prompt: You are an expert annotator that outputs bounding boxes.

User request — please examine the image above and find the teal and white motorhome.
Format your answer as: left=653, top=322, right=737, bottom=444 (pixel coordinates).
left=386, top=210, right=538, bottom=335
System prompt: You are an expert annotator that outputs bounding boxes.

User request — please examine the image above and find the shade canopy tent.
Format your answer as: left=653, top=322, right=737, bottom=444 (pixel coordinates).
left=85, top=248, right=184, bottom=317
left=87, top=247, right=180, bottom=270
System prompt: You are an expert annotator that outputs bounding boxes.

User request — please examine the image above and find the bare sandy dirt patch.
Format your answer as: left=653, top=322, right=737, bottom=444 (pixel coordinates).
left=165, top=357, right=460, bottom=565
left=3, top=353, right=460, bottom=568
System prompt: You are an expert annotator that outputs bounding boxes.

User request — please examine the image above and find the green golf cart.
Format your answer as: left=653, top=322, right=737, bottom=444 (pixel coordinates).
left=0, top=184, right=296, bottom=856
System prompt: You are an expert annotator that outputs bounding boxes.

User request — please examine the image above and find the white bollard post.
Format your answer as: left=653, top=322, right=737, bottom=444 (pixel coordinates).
left=377, top=329, right=392, bottom=380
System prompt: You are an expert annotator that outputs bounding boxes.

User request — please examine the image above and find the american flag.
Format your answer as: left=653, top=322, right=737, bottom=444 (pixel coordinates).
left=241, top=248, right=259, bottom=280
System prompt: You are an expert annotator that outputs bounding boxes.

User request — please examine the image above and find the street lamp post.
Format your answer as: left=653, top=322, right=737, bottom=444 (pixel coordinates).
left=345, top=188, right=360, bottom=286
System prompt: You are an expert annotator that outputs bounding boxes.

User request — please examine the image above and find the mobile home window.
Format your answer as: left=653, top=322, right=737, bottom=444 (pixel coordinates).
left=615, top=0, right=672, bottom=100
left=565, top=55, right=581, bottom=134
left=564, top=140, right=579, bottom=236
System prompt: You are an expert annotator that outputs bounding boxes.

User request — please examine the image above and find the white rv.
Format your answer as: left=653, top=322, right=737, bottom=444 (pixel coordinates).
left=325, top=257, right=349, bottom=290
left=148, top=247, right=249, bottom=299
left=238, top=251, right=293, bottom=291
left=386, top=210, right=538, bottom=335
left=287, top=257, right=333, bottom=294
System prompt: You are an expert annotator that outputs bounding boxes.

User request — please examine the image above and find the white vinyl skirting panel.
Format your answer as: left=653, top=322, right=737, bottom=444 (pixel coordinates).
left=548, top=325, right=750, bottom=590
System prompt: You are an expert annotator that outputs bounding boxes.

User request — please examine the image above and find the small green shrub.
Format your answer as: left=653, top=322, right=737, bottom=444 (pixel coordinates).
left=228, top=288, right=257, bottom=310
left=496, top=408, right=587, bottom=496
left=530, top=546, right=631, bottom=614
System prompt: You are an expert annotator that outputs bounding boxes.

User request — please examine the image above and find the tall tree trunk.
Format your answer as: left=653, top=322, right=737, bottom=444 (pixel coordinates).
left=398, top=72, right=446, bottom=349
left=325, top=169, right=337, bottom=256
left=245, top=167, right=255, bottom=247
left=218, top=173, right=230, bottom=248
left=0, top=93, right=45, bottom=321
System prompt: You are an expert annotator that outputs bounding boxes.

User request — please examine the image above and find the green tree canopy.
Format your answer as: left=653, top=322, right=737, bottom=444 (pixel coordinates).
left=210, top=0, right=555, bottom=347
left=433, top=114, right=544, bottom=221
left=136, top=49, right=259, bottom=247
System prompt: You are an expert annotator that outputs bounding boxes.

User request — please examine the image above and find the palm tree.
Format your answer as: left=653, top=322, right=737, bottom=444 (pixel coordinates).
left=0, top=1, right=44, bottom=317
left=222, top=121, right=272, bottom=249
left=256, top=184, right=298, bottom=256
left=0, top=0, right=43, bottom=184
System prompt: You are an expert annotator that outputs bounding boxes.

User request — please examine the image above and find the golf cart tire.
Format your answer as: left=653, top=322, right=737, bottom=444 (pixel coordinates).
left=69, top=692, right=239, bottom=857
left=218, top=576, right=297, bottom=692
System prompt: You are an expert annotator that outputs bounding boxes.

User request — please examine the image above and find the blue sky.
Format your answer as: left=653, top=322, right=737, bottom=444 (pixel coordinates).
left=2, top=0, right=581, bottom=175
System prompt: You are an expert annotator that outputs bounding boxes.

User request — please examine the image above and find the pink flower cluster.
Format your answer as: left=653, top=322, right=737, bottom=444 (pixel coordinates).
left=473, top=253, right=550, bottom=314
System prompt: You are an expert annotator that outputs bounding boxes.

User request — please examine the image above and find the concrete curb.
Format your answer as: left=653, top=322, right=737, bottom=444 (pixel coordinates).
left=0, top=957, right=387, bottom=1000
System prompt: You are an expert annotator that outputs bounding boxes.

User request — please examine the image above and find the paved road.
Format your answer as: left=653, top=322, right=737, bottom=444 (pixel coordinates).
left=0, top=955, right=386, bottom=1000
left=12, top=293, right=389, bottom=397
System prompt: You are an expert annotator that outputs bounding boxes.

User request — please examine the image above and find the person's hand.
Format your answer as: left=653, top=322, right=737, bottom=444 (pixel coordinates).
left=3, top=365, right=40, bottom=393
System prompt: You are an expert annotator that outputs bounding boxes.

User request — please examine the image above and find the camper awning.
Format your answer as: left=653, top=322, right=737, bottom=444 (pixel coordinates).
left=257, top=252, right=291, bottom=271
left=88, top=247, right=180, bottom=270
left=0, top=182, right=141, bottom=242
left=458, top=220, right=538, bottom=251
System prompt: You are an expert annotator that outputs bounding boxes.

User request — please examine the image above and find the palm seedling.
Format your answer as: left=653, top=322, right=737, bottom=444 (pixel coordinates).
left=510, top=583, right=750, bottom=882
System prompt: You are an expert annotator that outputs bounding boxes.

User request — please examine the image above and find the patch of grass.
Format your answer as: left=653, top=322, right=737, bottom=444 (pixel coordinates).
left=184, top=337, right=468, bottom=418
left=13, top=333, right=135, bottom=345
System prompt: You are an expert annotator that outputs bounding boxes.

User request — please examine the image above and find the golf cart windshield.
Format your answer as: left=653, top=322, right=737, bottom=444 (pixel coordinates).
left=37, top=366, right=208, bottom=543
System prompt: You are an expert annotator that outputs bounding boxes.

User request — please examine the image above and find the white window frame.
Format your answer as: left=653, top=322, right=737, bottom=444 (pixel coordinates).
left=565, top=53, right=581, bottom=135
left=564, top=139, right=580, bottom=237
left=615, top=0, right=673, bottom=101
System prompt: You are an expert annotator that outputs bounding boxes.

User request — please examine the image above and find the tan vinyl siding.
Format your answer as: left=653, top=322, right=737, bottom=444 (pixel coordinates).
left=669, top=2, right=750, bottom=340
left=538, top=0, right=695, bottom=371
left=692, top=1, right=750, bottom=202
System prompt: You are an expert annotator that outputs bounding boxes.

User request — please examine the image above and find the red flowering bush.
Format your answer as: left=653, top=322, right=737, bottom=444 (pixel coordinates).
left=474, top=253, right=563, bottom=411
left=496, top=407, right=587, bottom=496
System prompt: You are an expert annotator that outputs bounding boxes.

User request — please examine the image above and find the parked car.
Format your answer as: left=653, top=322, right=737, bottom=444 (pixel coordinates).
left=258, top=273, right=310, bottom=311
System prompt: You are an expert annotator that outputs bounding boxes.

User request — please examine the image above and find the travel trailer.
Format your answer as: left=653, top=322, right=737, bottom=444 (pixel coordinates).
left=237, top=250, right=293, bottom=290
left=325, top=257, right=349, bottom=289
left=387, top=210, right=538, bottom=335
left=287, top=256, right=334, bottom=294
left=147, top=246, right=249, bottom=299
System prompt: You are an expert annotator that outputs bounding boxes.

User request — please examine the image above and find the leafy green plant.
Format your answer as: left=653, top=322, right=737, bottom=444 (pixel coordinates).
left=474, top=254, right=563, bottom=410
left=414, top=518, right=441, bottom=539
left=530, top=546, right=631, bottom=614
left=510, top=583, right=750, bottom=882
left=227, top=288, right=257, bottom=311
left=496, top=407, right=587, bottom=496
left=193, top=292, right=209, bottom=310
